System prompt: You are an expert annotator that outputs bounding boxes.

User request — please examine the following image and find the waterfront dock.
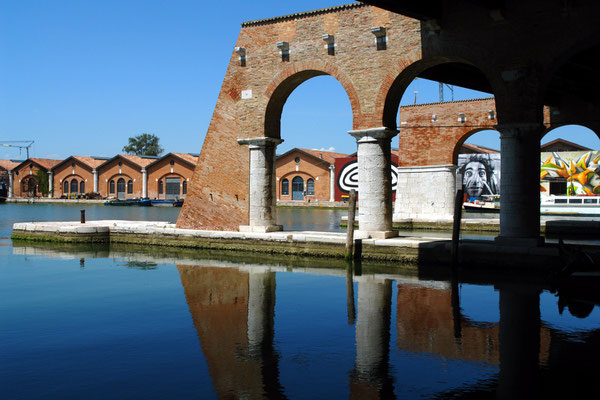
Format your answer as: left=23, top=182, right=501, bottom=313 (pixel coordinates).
left=13, top=220, right=599, bottom=270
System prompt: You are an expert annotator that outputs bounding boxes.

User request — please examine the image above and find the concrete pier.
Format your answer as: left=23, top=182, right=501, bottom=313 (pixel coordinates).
left=11, top=220, right=590, bottom=269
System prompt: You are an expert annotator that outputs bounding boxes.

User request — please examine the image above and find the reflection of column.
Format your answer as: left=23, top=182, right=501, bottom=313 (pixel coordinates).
left=141, top=168, right=148, bottom=198
left=349, top=128, right=398, bottom=239
left=329, top=164, right=335, bottom=202
left=247, top=270, right=276, bottom=357
left=351, top=277, right=394, bottom=398
left=177, top=265, right=285, bottom=399
left=48, top=171, right=53, bottom=198
left=8, top=170, right=14, bottom=198
left=497, top=286, right=540, bottom=400
left=495, top=123, right=544, bottom=246
left=92, top=169, right=98, bottom=193
left=238, top=137, right=284, bottom=232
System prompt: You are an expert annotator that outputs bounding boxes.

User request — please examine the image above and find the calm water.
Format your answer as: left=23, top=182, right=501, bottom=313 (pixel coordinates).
left=2, top=204, right=600, bottom=399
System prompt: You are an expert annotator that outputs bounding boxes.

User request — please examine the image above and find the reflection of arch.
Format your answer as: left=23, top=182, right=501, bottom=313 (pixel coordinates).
left=379, top=57, right=495, bottom=130
left=264, top=62, right=359, bottom=138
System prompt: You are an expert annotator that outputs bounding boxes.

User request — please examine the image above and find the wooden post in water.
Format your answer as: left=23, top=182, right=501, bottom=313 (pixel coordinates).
left=345, top=189, right=357, bottom=261
left=451, top=189, right=463, bottom=268
left=80, top=209, right=86, bottom=224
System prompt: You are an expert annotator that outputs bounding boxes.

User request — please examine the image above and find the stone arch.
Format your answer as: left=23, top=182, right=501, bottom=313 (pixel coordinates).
left=378, top=55, right=496, bottom=130
left=264, top=61, right=360, bottom=138
left=452, top=128, right=500, bottom=165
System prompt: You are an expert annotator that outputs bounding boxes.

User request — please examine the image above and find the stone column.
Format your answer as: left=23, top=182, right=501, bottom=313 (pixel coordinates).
left=329, top=164, right=335, bottom=202
left=495, top=123, right=544, bottom=246
left=238, top=137, right=283, bottom=232
left=348, top=127, right=398, bottom=238
left=393, top=164, right=457, bottom=222
left=141, top=168, right=148, bottom=198
left=92, top=169, right=99, bottom=193
left=48, top=171, right=53, bottom=198
left=8, top=170, right=13, bottom=198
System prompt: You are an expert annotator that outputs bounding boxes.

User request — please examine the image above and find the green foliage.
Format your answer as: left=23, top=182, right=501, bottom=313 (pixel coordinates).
left=122, top=133, right=164, bottom=156
left=36, top=169, right=49, bottom=196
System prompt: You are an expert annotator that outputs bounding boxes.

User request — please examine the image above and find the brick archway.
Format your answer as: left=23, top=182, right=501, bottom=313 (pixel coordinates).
left=264, top=62, right=360, bottom=138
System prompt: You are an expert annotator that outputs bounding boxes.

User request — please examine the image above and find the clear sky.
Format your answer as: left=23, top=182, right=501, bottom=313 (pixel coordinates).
left=1, top=0, right=598, bottom=160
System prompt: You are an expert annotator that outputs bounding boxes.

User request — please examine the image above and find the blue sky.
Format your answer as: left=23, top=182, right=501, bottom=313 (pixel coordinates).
left=1, top=0, right=598, bottom=160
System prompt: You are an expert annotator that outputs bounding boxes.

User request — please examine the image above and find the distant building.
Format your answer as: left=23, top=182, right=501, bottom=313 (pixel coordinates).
left=147, top=153, right=198, bottom=200
left=540, top=138, right=592, bottom=153
left=52, top=156, right=108, bottom=198
left=276, top=148, right=348, bottom=202
left=12, top=158, right=62, bottom=197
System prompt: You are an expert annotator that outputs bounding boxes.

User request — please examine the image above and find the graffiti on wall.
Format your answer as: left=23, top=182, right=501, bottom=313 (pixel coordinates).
left=541, top=151, right=600, bottom=195
left=457, top=154, right=501, bottom=198
left=334, top=155, right=399, bottom=201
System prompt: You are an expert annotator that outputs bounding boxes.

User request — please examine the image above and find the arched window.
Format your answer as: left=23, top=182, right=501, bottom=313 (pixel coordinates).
left=292, top=176, right=304, bottom=200
left=70, top=179, right=78, bottom=193
left=281, top=178, right=289, bottom=195
left=109, top=180, right=115, bottom=194
left=80, top=180, right=85, bottom=194
left=182, top=180, right=187, bottom=195
left=64, top=181, right=69, bottom=194
left=158, top=180, right=163, bottom=195
left=307, top=178, right=315, bottom=195
left=127, top=180, right=133, bottom=194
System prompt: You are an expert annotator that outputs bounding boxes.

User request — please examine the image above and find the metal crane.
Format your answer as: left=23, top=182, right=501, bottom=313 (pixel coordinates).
left=0, top=140, right=34, bottom=158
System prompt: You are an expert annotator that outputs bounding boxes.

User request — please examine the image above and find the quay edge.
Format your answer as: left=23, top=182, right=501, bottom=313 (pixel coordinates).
left=11, top=220, right=594, bottom=271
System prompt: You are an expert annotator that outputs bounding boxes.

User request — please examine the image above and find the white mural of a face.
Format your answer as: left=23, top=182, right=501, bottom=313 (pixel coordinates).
left=463, top=161, right=487, bottom=197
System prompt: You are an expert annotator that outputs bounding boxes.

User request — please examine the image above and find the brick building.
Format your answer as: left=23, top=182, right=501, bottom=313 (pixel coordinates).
left=0, top=152, right=199, bottom=200
left=12, top=158, right=61, bottom=198
left=52, top=156, right=108, bottom=198
left=276, top=148, right=347, bottom=202
left=147, top=153, right=198, bottom=200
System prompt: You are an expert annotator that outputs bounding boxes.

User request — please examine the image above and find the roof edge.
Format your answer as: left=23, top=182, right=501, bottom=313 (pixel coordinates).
left=242, top=2, right=367, bottom=27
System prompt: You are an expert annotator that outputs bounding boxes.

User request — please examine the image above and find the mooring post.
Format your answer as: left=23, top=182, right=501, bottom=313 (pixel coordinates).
left=451, top=189, right=464, bottom=268
left=80, top=209, right=86, bottom=224
left=345, top=189, right=357, bottom=261
left=345, top=260, right=356, bottom=325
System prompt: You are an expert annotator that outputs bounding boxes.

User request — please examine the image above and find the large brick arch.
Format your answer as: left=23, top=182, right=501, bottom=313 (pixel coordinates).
left=264, top=62, right=361, bottom=138
left=378, top=56, right=495, bottom=130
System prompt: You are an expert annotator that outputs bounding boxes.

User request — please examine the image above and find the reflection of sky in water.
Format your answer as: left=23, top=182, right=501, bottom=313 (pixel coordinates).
left=457, top=284, right=500, bottom=323
left=540, top=291, right=600, bottom=333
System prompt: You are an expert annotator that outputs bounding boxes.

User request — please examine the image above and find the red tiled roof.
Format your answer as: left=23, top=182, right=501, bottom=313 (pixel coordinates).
left=172, top=153, right=199, bottom=166
left=0, top=159, right=20, bottom=171
left=297, top=148, right=350, bottom=164
left=460, top=143, right=499, bottom=153
left=29, top=158, right=62, bottom=170
left=540, top=138, right=592, bottom=151
left=120, top=154, right=156, bottom=167
left=72, top=156, right=106, bottom=169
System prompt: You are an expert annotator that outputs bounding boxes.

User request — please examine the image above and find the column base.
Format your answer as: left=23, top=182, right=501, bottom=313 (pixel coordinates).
left=494, top=236, right=545, bottom=248
left=355, top=230, right=398, bottom=239
left=239, top=225, right=283, bottom=233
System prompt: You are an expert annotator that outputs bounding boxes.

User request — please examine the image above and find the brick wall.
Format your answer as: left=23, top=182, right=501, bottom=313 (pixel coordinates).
left=276, top=150, right=331, bottom=202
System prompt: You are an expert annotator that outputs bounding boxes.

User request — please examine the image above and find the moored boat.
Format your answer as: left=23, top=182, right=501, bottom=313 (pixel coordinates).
left=463, top=195, right=500, bottom=213
left=104, top=198, right=150, bottom=206
left=541, top=195, right=600, bottom=215
left=150, top=199, right=184, bottom=207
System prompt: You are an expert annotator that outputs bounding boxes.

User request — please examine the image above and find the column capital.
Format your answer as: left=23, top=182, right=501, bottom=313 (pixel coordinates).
left=348, top=127, right=398, bottom=142
left=92, top=168, right=97, bottom=173
left=237, top=137, right=284, bottom=148
left=494, top=123, right=544, bottom=139
left=141, top=167, right=146, bottom=173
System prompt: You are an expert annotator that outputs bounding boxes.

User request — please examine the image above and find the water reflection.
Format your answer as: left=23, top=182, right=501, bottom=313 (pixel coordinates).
left=6, top=243, right=600, bottom=398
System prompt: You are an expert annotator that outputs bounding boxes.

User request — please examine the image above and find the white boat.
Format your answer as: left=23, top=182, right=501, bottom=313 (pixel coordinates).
left=463, top=195, right=500, bottom=213
left=541, top=195, right=600, bottom=215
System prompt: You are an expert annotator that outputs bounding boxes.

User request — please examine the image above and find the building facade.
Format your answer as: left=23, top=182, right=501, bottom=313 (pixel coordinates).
left=147, top=153, right=198, bottom=200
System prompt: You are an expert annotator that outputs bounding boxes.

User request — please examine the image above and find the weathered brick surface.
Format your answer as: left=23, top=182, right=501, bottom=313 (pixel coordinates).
left=178, top=2, right=600, bottom=230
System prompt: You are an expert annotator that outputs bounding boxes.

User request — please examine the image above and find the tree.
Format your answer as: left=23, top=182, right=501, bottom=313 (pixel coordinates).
left=36, top=169, right=49, bottom=197
left=122, top=133, right=164, bottom=156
